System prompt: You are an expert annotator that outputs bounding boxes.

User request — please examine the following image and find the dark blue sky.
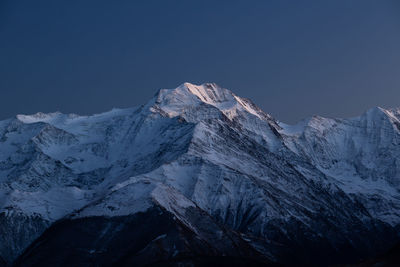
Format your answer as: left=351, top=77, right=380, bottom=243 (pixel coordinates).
left=1, top=0, right=399, bottom=123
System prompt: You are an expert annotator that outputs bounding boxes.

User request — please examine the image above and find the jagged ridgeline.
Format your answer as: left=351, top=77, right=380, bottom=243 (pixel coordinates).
left=1, top=83, right=400, bottom=266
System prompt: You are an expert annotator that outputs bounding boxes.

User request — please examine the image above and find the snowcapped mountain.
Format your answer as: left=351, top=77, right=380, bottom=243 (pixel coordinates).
left=1, top=83, right=399, bottom=266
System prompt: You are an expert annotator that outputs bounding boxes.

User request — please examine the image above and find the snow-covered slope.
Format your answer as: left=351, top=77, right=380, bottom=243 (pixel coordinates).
left=1, top=83, right=400, bottom=266
left=279, top=107, right=400, bottom=225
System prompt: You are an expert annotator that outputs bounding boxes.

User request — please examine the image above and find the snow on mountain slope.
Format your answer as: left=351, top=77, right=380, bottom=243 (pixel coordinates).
left=154, top=83, right=283, bottom=152
left=279, top=106, right=400, bottom=224
left=155, top=83, right=272, bottom=121
left=1, top=83, right=400, bottom=266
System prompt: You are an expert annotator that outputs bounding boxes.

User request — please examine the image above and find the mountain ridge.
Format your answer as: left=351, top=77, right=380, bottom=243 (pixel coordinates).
left=1, top=82, right=400, bottom=266
left=13, top=82, right=399, bottom=130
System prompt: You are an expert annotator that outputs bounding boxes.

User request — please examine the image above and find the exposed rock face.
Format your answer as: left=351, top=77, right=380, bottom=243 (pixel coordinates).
left=0, top=83, right=399, bottom=266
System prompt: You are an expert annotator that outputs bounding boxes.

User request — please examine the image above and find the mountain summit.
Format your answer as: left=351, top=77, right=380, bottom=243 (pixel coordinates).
left=154, top=82, right=273, bottom=121
left=1, top=83, right=400, bottom=266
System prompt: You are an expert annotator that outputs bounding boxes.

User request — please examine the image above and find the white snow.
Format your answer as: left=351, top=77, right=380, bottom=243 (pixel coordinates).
left=0, top=83, right=400, bottom=230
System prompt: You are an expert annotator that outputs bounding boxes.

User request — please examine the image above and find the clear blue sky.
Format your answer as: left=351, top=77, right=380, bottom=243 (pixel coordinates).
left=1, top=0, right=399, bottom=123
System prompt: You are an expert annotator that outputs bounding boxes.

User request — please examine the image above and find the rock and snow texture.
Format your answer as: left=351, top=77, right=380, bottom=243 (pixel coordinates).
left=1, top=82, right=400, bottom=266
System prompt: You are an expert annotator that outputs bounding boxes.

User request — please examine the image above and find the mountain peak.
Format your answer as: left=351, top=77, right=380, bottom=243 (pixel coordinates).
left=175, top=82, right=234, bottom=105
left=154, top=82, right=273, bottom=123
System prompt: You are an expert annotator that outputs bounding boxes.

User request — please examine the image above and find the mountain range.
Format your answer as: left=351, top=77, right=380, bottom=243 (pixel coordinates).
left=1, top=83, right=399, bottom=266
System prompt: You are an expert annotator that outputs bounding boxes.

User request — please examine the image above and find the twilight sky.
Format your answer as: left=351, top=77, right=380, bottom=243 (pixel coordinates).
left=1, top=0, right=399, bottom=123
